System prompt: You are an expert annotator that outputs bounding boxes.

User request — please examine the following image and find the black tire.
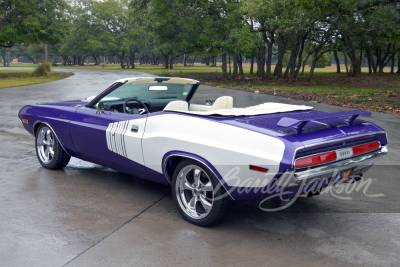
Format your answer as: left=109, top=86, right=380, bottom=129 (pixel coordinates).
left=35, top=124, right=71, bottom=169
left=172, top=159, right=232, bottom=226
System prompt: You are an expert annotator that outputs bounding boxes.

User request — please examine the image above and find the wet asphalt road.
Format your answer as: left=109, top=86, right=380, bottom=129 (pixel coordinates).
left=0, top=68, right=399, bottom=267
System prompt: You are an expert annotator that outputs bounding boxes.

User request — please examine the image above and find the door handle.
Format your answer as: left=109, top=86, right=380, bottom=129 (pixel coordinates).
left=131, top=125, right=139, bottom=133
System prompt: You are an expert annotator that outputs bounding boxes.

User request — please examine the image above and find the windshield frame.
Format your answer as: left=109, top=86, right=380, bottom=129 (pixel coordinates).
left=86, top=78, right=200, bottom=108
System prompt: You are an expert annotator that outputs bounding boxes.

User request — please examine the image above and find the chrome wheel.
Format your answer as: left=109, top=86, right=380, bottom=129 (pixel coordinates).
left=175, top=165, right=214, bottom=219
left=36, top=126, right=55, bottom=164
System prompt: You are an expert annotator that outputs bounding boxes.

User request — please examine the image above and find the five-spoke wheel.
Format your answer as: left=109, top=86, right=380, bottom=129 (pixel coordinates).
left=35, top=124, right=70, bottom=169
left=175, top=165, right=214, bottom=219
left=172, top=159, right=232, bottom=226
left=37, top=127, right=55, bottom=164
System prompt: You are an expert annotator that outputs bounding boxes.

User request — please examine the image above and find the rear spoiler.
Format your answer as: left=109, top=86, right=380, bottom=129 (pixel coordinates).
left=277, top=110, right=371, bottom=131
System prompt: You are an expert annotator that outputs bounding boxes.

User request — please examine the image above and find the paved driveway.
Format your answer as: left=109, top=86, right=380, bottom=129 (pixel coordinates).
left=0, top=68, right=399, bottom=266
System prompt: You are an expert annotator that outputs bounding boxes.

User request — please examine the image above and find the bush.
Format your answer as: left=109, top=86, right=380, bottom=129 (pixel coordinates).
left=52, top=62, right=58, bottom=67
left=31, top=63, right=51, bottom=76
left=315, top=53, right=329, bottom=68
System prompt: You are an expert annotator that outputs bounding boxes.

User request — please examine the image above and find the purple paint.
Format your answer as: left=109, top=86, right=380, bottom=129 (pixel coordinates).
left=18, top=97, right=388, bottom=200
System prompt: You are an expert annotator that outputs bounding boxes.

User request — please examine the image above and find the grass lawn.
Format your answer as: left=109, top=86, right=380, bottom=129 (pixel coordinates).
left=196, top=71, right=400, bottom=115
left=0, top=70, right=73, bottom=89
left=4, top=63, right=399, bottom=115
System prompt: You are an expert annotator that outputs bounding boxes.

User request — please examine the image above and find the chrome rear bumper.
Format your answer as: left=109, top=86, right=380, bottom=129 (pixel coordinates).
left=276, top=146, right=388, bottom=188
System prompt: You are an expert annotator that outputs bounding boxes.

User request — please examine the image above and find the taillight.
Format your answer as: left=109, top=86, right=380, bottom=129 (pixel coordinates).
left=352, top=141, right=380, bottom=156
left=295, top=151, right=337, bottom=168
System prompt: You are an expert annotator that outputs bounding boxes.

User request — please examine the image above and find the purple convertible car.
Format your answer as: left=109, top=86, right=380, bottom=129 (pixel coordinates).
left=18, top=77, right=388, bottom=226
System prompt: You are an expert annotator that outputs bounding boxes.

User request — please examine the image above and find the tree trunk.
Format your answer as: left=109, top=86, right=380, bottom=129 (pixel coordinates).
left=44, top=44, right=48, bottom=63
left=284, top=48, right=296, bottom=78
left=120, top=52, right=125, bottom=69
left=391, top=54, right=395, bottom=74
left=309, top=52, right=320, bottom=79
left=301, top=54, right=310, bottom=75
left=262, top=29, right=275, bottom=79
left=164, top=54, right=169, bottom=69
left=397, top=54, right=400, bottom=74
left=169, top=52, right=174, bottom=69
left=293, top=32, right=308, bottom=79
left=228, top=55, right=231, bottom=76
left=238, top=55, right=243, bottom=75
left=221, top=51, right=228, bottom=79
left=344, top=53, right=349, bottom=73
left=232, top=55, right=238, bottom=77
left=333, top=50, right=340, bottom=73
left=250, top=57, right=254, bottom=74
left=366, top=49, right=372, bottom=74
left=348, top=48, right=361, bottom=76
left=93, top=55, right=98, bottom=65
left=7, top=48, right=11, bottom=66
left=373, top=48, right=380, bottom=73
left=274, top=33, right=287, bottom=78
left=289, top=34, right=301, bottom=77
left=130, top=50, right=135, bottom=69
left=256, top=43, right=265, bottom=77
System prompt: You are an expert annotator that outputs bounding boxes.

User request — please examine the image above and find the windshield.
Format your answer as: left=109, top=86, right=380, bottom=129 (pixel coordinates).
left=99, top=82, right=194, bottom=102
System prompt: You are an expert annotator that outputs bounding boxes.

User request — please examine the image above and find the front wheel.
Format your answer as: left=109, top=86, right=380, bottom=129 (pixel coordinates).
left=172, top=159, right=232, bottom=226
left=35, top=124, right=71, bottom=169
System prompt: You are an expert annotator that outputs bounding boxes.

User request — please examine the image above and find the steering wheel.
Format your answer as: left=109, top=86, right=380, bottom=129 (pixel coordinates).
left=123, top=99, right=150, bottom=115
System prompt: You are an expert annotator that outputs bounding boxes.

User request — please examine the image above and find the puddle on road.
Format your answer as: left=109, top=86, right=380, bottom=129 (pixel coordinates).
left=64, top=157, right=117, bottom=176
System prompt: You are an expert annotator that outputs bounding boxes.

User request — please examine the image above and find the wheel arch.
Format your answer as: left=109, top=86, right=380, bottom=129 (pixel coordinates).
left=32, top=121, right=71, bottom=156
left=162, top=151, right=234, bottom=200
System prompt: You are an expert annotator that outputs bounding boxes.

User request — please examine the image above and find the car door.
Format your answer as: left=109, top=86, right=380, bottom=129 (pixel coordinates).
left=69, top=106, right=148, bottom=178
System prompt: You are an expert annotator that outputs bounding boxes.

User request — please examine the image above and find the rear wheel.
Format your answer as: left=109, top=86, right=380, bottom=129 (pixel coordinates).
left=35, top=124, right=70, bottom=169
left=172, top=159, right=232, bottom=226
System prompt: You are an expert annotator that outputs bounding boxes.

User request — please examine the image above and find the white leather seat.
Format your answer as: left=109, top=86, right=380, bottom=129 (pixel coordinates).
left=209, top=96, right=233, bottom=110
left=163, top=101, right=189, bottom=111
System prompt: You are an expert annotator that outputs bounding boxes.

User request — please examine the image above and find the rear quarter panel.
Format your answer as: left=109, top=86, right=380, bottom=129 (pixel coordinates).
left=142, top=112, right=287, bottom=188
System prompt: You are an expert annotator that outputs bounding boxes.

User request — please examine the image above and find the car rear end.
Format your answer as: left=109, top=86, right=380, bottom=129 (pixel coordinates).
left=276, top=132, right=388, bottom=192
left=230, top=109, right=388, bottom=199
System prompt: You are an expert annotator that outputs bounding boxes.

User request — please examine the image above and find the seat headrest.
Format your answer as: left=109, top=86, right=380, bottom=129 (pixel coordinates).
left=163, top=101, right=189, bottom=111
left=209, top=96, right=233, bottom=110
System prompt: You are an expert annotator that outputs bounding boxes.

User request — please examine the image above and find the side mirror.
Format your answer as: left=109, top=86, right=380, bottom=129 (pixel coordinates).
left=205, top=98, right=216, bottom=106
left=95, top=102, right=104, bottom=114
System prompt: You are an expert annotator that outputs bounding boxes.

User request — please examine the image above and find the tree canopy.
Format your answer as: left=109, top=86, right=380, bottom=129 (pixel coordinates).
left=3, top=0, right=400, bottom=77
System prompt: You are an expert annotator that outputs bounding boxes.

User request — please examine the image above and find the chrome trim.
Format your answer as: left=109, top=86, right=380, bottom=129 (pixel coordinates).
left=163, top=154, right=235, bottom=200
left=19, top=119, right=23, bottom=127
left=294, top=141, right=381, bottom=170
left=32, top=121, right=71, bottom=156
left=291, top=131, right=387, bottom=168
left=278, top=146, right=388, bottom=188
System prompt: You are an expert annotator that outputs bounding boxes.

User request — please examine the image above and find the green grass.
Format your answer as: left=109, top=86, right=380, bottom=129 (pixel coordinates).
left=5, top=63, right=397, bottom=76
left=0, top=70, right=73, bottom=89
left=3, top=63, right=398, bottom=114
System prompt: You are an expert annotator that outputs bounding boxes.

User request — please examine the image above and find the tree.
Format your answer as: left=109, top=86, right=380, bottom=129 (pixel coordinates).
left=0, top=0, right=68, bottom=48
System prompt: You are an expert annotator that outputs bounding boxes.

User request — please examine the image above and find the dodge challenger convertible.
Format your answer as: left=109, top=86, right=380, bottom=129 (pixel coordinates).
left=18, top=77, right=388, bottom=226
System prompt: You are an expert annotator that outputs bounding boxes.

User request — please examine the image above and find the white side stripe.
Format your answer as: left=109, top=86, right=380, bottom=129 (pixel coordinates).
left=106, top=120, right=131, bottom=157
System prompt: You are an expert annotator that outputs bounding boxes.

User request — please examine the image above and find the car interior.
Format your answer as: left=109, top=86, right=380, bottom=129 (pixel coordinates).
left=92, top=78, right=234, bottom=115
